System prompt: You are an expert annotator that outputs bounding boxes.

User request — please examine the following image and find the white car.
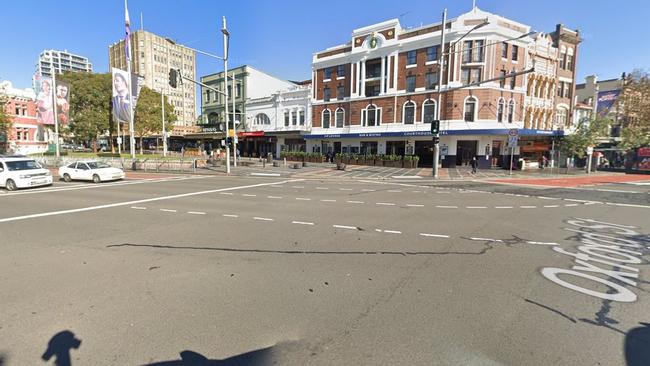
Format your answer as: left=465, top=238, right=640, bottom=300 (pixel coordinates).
left=0, top=156, right=53, bottom=191
left=58, top=161, right=125, bottom=183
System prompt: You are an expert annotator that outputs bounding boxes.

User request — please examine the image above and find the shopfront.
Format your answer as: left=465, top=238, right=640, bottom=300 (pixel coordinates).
left=238, top=131, right=277, bottom=158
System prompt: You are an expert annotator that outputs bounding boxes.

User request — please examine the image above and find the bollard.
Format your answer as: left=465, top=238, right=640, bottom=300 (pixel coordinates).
left=283, top=158, right=287, bottom=166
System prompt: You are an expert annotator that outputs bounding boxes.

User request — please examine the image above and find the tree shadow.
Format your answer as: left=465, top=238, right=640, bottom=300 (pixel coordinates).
left=143, top=347, right=273, bottom=366
left=42, top=330, right=81, bottom=366
left=625, top=322, right=650, bottom=366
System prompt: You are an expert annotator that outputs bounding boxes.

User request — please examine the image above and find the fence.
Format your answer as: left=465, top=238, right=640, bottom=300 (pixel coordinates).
left=35, top=156, right=210, bottom=173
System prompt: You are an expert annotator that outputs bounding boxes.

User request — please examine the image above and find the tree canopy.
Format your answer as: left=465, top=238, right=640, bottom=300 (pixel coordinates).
left=133, top=86, right=177, bottom=153
left=561, top=116, right=610, bottom=158
left=619, top=69, right=650, bottom=149
left=0, top=95, right=10, bottom=153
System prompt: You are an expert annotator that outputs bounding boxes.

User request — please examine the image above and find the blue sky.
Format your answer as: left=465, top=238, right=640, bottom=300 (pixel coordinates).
left=1, top=0, right=647, bottom=89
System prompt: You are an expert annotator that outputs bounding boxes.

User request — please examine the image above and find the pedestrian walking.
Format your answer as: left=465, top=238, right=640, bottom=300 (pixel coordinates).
left=470, top=156, right=478, bottom=174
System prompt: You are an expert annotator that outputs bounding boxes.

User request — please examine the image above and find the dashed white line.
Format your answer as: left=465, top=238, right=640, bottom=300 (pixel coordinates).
left=295, top=197, right=311, bottom=201
left=469, top=237, right=503, bottom=242
left=339, top=188, right=353, bottom=191
left=406, top=204, right=424, bottom=207
left=467, top=206, right=487, bottom=209
left=383, top=230, right=402, bottom=234
left=219, top=192, right=234, bottom=196
left=187, top=211, right=206, bottom=215
left=130, top=206, right=147, bottom=210
left=320, top=199, right=337, bottom=202
left=292, top=186, right=305, bottom=189
left=538, top=197, right=559, bottom=200
left=376, top=202, right=396, bottom=206
left=222, top=214, right=239, bottom=218
left=520, top=206, right=537, bottom=209
left=495, top=206, right=513, bottom=209
left=267, top=196, right=282, bottom=199
left=565, top=204, right=579, bottom=207
left=292, top=221, right=314, bottom=226
left=316, top=187, right=329, bottom=190
left=564, top=198, right=590, bottom=203
left=254, top=217, right=274, bottom=221
left=526, top=241, right=559, bottom=246
left=361, top=189, right=375, bottom=192
left=346, top=200, right=365, bottom=204
left=387, top=190, right=402, bottom=193
left=544, top=205, right=560, bottom=208
left=251, top=173, right=281, bottom=177
left=160, top=209, right=177, bottom=213
left=419, top=233, right=450, bottom=238
left=436, top=205, right=458, bottom=209
left=605, top=202, right=650, bottom=208
left=333, top=225, right=358, bottom=230
left=242, top=194, right=257, bottom=197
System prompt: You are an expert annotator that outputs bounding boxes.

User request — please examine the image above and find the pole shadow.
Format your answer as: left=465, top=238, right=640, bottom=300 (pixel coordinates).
left=142, top=347, right=273, bottom=366
left=42, top=330, right=82, bottom=366
left=625, top=322, right=650, bottom=366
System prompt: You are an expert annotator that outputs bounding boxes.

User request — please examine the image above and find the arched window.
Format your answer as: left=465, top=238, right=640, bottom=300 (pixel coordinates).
left=422, top=99, right=437, bottom=123
left=464, top=96, right=478, bottom=122
left=254, top=113, right=270, bottom=125
left=403, top=101, right=416, bottom=124
left=362, top=104, right=381, bottom=126
left=208, top=112, right=219, bottom=124
left=507, top=100, right=515, bottom=123
left=335, top=108, right=345, bottom=127
left=497, top=98, right=505, bottom=122
left=322, top=109, right=331, bottom=129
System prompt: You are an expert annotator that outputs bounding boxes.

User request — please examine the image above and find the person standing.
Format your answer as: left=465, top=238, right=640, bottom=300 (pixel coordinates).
left=470, top=156, right=478, bottom=174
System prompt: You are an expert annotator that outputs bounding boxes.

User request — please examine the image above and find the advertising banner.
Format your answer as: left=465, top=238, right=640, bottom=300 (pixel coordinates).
left=596, top=90, right=620, bottom=116
left=55, top=80, right=71, bottom=125
left=35, top=75, right=54, bottom=125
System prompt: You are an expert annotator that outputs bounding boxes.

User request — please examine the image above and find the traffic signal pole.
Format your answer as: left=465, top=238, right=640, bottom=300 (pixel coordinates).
left=433, top=9, right=447, bottom=179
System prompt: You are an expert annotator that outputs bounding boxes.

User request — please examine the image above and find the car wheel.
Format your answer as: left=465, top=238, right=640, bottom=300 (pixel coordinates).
left=92, top=174, right=101, bottom=184
left=6, top=179, right=17, bottom=191
left=63, top=173, right=72, bottom=182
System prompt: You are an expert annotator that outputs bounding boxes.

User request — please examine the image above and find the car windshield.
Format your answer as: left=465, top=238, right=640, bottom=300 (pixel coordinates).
left=5, top=160, right=42, bottom=171
left=87, top=162, right=111, bottom=169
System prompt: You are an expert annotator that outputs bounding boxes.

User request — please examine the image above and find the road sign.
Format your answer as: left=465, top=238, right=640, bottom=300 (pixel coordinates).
left=507, top=135, right=519, bottom=149
left=508, top=129, right=519, bottom=137
left=586, top=146, right=594, bottom=155
left=117, top=137, right=122, bottom=145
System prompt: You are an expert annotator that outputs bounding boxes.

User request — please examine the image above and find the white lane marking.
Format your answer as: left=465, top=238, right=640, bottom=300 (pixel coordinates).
left=160, top=209, right=177, bottom=213
left=320, top=199, right=336, bottom=202
left=188, top=211, right=206, bottom=215
left=526, top=241, right=559, bottom=246
left=376, top=202, right=396, bottom=206
left=383, top=230, right=402, bottom=234
left=270, top=185, right=284, bottom=188
left=436, top=205, right=458, bottom=209
left=251, top=173, right=281, bottom=177
left=495, top=206, right=513, bottom=209
left=267, top=196, right=282, bottom=199
left=412, top=191, right=421, bottom=193
left=346, top=200, right=365, bottom=204
left=564, top=198, right=590, bottom=203
left=469, top=237, right=503, bottom=242
left=339, top=188, right=353, bottom=191
left=584, top=201, right=603, bottom=205
left=544, top=205, right=560, bottom=208
left=295, top=197, right=311, bottom=201
left=0, top=179, right=303, bottom=224
left=361, top=189, right=375, bottom=192
left=131, top=206, right=147, bottom=210
left=333, top=225, right=358, bottom=230
left=222, top=214, right=239, bottom=218
left=316, top=187, right=329, bottom=190
left=254, top=217, right=274, bottom=221
left=538, top=196, right=559, bottom=200
left=242, top=194, right=257, bottom=197
left=436, top=191, right=451, bottom=194
left=292, top=221, right=314, bottom=226
left=391, top=176, right=422, bottom=179
left=520, top=206, right=537, bottom=209
left=467, top=206, right=487, bottom=209
left=374, top=229, right=383, bottom=232
left=605, top=202, right=650, bottom=208
left=594, top=188, right=640, bottom=194
left=292, top=186, right=305, bottom=189
left=387, top=190, right=402, bottom=193
left=220, top=192, right=234, bottom=196
left=565, top=204, right=579, bottom=207
left=406, top=204, right=424, bottom=207
left=419, top=233, right=450, bottom=238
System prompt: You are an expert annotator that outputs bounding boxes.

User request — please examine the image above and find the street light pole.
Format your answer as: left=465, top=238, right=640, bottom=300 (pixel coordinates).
left=222, top=16, right=231, bottom=174
left=161, top=92, right=167, bottom=157
left=433, top=9, right=447, bottom=179
left=49, top=54, right=60, bottom=159
left=232, top=73, right=237, bottom=166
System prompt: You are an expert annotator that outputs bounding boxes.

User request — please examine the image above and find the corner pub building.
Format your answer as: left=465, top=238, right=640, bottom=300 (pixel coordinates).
left=308, top=7, right=580, bottom=168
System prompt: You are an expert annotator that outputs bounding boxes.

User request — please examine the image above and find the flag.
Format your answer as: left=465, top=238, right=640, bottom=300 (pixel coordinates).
left=124, top=0, right=131, bottom=61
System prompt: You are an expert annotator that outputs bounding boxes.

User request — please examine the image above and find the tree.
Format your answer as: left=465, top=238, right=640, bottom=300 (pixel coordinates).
left=133, top=87, right=177, bottom=154
left=619, top=70, right=650, bottom=149
left=0, top=97, right=10, bottom=154
left=561, top=116, right=610, bottom=158
left=57, top=72, right=112, bottom=151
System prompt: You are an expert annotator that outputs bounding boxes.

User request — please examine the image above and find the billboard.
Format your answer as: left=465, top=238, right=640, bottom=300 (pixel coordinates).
left=35, top=76, right=54, bottom=125
left=596, top=90, right=620, bottom=117
left=111, top=68, right=143, bottom=125
left=55, top=80, right=71, bottom=125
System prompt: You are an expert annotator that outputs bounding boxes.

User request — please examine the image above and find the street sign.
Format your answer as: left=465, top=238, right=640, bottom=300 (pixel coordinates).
left=507, top=135, right=519, bottom=149
left=117, top=137, right=122, bottom=145
left=228, top=129, right=235, bottom=137
left=586, top=146, right=594, bottom=155
left=508, top=128, right=519, bottom=137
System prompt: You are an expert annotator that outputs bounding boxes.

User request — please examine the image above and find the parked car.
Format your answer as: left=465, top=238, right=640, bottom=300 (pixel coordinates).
left=58, top=161, right=125, bottom=183
left=0, top=156, right=53, bottom=191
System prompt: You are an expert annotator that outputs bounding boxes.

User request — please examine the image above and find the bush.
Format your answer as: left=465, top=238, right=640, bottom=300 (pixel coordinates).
left=97, top=152, right=122, bottom=158
left=42, top=151, right=68, bottom=156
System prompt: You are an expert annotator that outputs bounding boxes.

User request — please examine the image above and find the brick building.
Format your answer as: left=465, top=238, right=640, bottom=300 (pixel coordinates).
left=308, top=7, right=580, bottom=167
left=0, top=81, right=47, bottom=155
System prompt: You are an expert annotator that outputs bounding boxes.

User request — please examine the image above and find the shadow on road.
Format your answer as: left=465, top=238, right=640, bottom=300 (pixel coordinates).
left=42, top=330, right=82, bottom=366
left=142, top=348, right=273, bottom=366
left=625, top=322, right=650, bottom=366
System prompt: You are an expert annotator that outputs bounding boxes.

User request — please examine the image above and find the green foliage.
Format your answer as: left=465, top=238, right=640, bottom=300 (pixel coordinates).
left=133, top=87, right=177, bottom=154
left=0, top=98, right=10, bottom=152
left=619, top=70, right=650, bottom=149
left=561, top=117, right=610, bottom=158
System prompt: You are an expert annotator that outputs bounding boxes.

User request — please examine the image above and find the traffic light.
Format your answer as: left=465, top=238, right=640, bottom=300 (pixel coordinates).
left=431, top=120, right=440, bottom=135
left=168, top=68, right=178, bottom=88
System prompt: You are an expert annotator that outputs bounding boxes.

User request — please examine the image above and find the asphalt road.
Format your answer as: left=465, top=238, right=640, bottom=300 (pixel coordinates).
left=0, top=174, right=649, bottom=365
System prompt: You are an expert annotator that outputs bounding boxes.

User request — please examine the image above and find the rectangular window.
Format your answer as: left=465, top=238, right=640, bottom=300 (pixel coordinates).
left=324, top=68, right=332, bottom=80
left=557, top=82, right=564, bottom=97
left=292, top=111, right=297, bottom=125
left=323, top=87, right=331, bottom=101
left=462, top=40, right=472, bottom=63
left=566, top=54, right=574, bottom=71
left=510, top=71, right=516, bottom=89
left=407, top=50, right=417, bottom=65
left=473, top=40, right=484, bottom=62
left=559, top=53, right=566, bottom=69
left=426, top=46, right=438, bottom=62
left=564, top=82, right=571, bottom=99
left=236, top=83, right=242, bottom=98
left=501, top=42, right=508, bottom=59
left=337, top=65, right=345, bottom=77
left=299, top=110, right=305, bottom=125
left=284, top=112, right=290, bottom=127
left=461, top=68, right=481, bottom=85
left=499, top=70, right=506, bottom=88
left=406, top=75, right=416, bottom=92
left=512, top=45, right=519, bottom=61
left=425, top=72, right=439, bottom=90
left=337, top=86, right=345, bottom=100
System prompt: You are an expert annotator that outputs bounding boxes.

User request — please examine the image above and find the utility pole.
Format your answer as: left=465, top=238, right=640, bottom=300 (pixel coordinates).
left=222, top=16, right=231, bottom=174
left=433, top=8, right=447, bottom=179
left=161, top=92, right=167, bottom=157
left=49, top=53, right=60, bottom=158
left=232, top=74, right=237, bottom=166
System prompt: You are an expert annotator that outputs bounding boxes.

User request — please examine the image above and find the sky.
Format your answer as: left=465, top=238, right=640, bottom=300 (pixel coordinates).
left=1, top=0, right=648, bottom=90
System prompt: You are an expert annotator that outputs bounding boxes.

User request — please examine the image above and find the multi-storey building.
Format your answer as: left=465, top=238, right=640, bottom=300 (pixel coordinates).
left=109, top=30, right=197, bottom=129
left=308, top=8, right=580, bottom=168
left=244, top=80, right=312, bottom=157
left=0, top=81, right=47, bottom=155
left=34, top=49, right=93, bottom=79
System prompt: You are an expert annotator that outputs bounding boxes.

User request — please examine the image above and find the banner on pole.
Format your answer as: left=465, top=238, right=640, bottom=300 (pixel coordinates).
left=55, top=80, right=71, bottom=125
left=35, top=75, right=54, bottom=125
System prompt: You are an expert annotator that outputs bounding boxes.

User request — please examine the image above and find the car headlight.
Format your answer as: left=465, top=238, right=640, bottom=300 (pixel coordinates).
left=19, top=174, right=29, bottom=179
